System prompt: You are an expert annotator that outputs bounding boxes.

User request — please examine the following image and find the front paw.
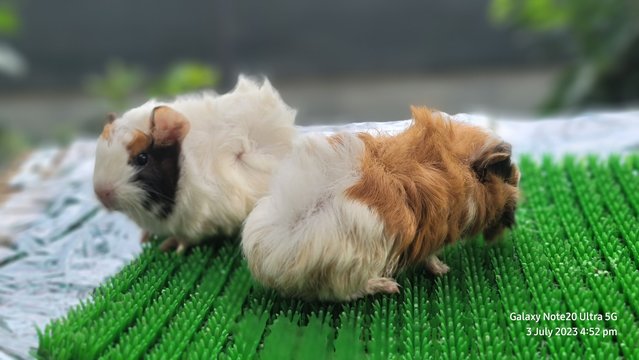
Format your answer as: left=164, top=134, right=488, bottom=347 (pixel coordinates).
left=425, top=255, right=450, bottom=276
left=159, top=237, right=190, bottom=254
left=140, top=231, right=151, bottom=243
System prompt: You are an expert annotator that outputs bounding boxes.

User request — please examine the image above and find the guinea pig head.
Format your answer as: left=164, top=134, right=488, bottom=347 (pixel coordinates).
left=93, top=105, right=190, bottom=222
left=471, top=140, right=521, bottom=242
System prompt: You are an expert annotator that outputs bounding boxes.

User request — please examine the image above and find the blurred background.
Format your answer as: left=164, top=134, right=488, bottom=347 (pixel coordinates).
left=1, top=0, right=638, bottom=169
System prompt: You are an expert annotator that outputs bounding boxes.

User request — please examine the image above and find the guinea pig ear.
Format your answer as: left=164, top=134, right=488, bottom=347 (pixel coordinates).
left=150, top=106, right=191, bottom=147
left=106, top=112, right=117, bottom=124
left=472, top=141, right=513, bottom=182
left=100, top=113, right=117, bottom=140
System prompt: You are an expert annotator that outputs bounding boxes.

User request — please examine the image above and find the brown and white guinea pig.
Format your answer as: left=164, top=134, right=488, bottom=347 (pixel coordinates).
left=93, top=76, right=296, bottom=252
left=241, top=107, right=520, bottom=301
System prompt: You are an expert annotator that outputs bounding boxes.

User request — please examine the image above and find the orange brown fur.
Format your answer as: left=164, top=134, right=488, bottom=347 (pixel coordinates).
left=346, top=107, right=520, bottom=270
left=100, top=112, right=117, bottom=141
left=327, top=133, right=346, bottom=148
left=126, top=129, right=152, bottom=158
left=100, top=123, right=113, bottom=141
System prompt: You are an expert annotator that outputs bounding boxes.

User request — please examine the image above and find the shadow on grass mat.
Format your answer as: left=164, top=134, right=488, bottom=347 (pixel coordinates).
left=37, top=155, right=639, bottom=359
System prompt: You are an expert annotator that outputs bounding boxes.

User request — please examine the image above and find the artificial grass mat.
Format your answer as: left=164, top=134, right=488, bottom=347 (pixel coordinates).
left=37, top=155, right=639, bottom=359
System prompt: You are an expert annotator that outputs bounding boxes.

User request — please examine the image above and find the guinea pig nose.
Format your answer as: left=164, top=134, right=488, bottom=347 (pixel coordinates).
left=95, top=187, right=116, bottom=210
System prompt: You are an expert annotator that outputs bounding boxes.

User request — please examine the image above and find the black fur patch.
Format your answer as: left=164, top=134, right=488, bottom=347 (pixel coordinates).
left=473, top=142, right=513, bottom=182
left=483, top=201, right=517, bottom=242
left=131, top=143, right=181, bottom=219
left=501, top=203, right=517, bottom=228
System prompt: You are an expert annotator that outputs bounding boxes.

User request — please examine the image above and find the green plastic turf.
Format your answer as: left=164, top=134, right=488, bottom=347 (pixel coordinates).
left=37, top=155, right=639, bottom=359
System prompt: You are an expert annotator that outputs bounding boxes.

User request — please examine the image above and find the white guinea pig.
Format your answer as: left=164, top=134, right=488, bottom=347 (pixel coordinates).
left=93, top=76, right=296, bottom=252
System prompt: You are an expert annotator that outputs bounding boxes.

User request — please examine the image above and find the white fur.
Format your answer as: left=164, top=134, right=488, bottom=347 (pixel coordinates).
left=465, top=196, right=477, bottom=231
left=242, top=133, right=395, bottom=301
left=93, top=76, right=297, bottom=244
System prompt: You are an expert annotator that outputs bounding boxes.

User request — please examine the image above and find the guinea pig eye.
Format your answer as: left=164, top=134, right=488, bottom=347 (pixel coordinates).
left=135, top=153, right=149, bottom=166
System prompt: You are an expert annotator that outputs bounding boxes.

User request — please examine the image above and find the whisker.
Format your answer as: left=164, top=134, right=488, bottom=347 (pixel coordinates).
left=139, top=185, right=175, bottom=204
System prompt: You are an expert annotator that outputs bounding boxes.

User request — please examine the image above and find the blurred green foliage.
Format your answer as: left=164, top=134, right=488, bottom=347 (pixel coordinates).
left=149, top=62, right=221, bottom=97
left=86, top=60, right=220, bottom=111
left=85, top=61, right=146, bottom=110
left=0, top=1, right=27, bottom=169
left=490, top=0, right=639, bottom=113
left=0, top=1, right=20, bottom=36
left=0, top=125, right=30, bottom=168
